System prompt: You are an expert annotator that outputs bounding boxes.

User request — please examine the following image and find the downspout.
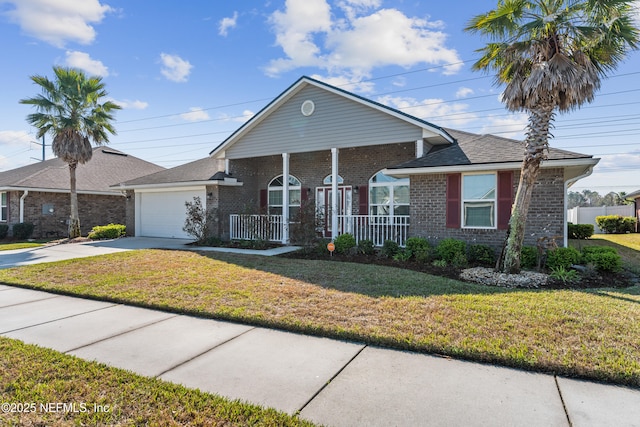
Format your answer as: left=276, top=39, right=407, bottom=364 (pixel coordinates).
left=19, top=190, right=29, bottom=223
left=564, top=167, right=594, bottom=247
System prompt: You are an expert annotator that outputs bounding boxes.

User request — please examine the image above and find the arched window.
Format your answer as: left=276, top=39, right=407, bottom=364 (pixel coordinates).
left=322, top=174, right=344, bottom=185
left=369, top=171, right=409, bottom=216
left=268, top=175, right=302, bottom=217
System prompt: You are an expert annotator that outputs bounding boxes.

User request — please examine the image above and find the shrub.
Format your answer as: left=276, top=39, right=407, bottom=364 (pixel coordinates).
left=549, top=266, right=580, bottom=286
left=0, top=224, right=8, bottom=239
left=436, top=238, right=466, bottom=264
left=12, top=222, right=34, bottom=240
left=315, top=238, right=332, bottom=255
left=393, top=249, right=412, bottom=262
left=581, top=246, right=622, bottom=272
left=467, top=244, right=496, bottom=266
left=432, top=259, right=448, bottom=268
left=405, top=237, right=430, bottom=257
left=357, top=239, right=375, bottom=255
left=88, top=223, right=126, bottom=240
left=568, top=223, right=594, bottom=239
left=520, top=246, right=539, bottom=269
left=451, top=251, right=468, bottom=268
left=334, top=233, right=356, bottom=255
left=596, top=215, right=636, bottom=234
left=183, top=196, right=210, bottom=242
left=381, top=240, right=400, bottom=258
left=545, top=247, right=581, bottom=270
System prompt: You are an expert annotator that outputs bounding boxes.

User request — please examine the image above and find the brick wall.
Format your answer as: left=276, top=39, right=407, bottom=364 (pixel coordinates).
left=410, top=168, right=566, bottom=250
left=6, top=190, right=126, bottom=238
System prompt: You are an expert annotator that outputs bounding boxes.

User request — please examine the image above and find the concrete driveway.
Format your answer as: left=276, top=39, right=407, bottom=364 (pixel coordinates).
left=0, top=237, right=193, bottom=269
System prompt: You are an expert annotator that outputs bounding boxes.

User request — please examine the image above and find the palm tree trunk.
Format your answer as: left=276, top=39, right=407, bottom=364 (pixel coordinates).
left=498, top=103, right=554, bottom=273
left=68, top=161, right=81, bottom=238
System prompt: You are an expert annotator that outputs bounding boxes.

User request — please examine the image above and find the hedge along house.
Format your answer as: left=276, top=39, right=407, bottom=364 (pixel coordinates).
left=0, top=147, right=164, bottom=238
left=117, top=76, right=598, bottom=249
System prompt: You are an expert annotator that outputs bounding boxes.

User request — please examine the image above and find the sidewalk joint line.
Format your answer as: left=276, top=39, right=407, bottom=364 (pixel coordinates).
left=555, top=376, right=573, bottom=427
left=64, top=313, right=179, bottom=353
left=154, top=326, right=257, bottom=378
left=0, top=294, right=61, bottom=309
left=297, top=344, right=369, bottom=415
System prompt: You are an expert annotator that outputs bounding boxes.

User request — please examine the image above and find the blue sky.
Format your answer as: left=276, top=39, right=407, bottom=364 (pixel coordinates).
left=1, top=0, right=639, bottom=194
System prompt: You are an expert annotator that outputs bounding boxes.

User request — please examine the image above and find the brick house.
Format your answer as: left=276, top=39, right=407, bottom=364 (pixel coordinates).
left=118, top=76, right=598, bottom=249
left=0, top=147, right=164, bottom=238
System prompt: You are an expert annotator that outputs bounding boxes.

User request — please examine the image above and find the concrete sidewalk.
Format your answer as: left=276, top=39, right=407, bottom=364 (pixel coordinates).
left=1, top=285, right=639, bottom=426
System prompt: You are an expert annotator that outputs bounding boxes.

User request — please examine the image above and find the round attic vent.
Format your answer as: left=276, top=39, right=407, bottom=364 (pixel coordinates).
left=301, top=100, right=315, bottom=116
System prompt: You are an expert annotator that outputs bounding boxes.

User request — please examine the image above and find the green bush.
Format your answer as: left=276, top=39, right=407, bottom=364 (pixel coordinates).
left=405, top=237, right=429, bottom=257
left=315, top=238, right=332, bottom=255
left=581, top=246, right=622, bottom=272
left=568, top=223, right=594, bottom=239
left=549, top=266, right=580, bottom=286
left=595, top=215, right=636, bottom=234
left=334, top=233, right=356, bottom=255
left=0, top=224, right=8, bottom=239
left=393, top=249, right=412, bottom=262
left=545, top=247, right=581, bottom=270
left=520, top=246, right=539, bottom=269
left=467, top=244, right=496, bottom=266
left=382, top=240, right=400, bottom=258
left=12, top=222, right=35, bottom=240
left=436, top=238, right=466, bottom=264
left=88, top=223, right=126, bottom=240
left=357, top=239, right=375, bottom=255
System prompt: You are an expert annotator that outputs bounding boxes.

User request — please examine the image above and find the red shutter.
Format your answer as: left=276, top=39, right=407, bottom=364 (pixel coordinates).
left=497, top=171, right=514, bottom=230
left=259, top=189, right=268, bottom=213
left=301, top=188, right=309, bottom=203
left=358, top=185, right=368, bottom=215
left=446, top=174, right=461, bottom=228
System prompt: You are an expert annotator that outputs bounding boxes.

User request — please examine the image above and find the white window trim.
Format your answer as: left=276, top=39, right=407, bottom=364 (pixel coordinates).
left=461, top=172, right=497, bottom=229
left=369, top=171, right=410, bottom=218
left=0, top=192, right=7, bottom=222
left=268, top=175, right=302, bottom=215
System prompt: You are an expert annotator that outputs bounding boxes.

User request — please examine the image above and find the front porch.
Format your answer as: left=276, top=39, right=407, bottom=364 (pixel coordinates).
left=229, top=214, right=410, bottom=247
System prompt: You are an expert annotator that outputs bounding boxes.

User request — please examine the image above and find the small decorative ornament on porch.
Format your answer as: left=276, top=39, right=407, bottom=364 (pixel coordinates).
left=327, top=241, right=335, bottom=256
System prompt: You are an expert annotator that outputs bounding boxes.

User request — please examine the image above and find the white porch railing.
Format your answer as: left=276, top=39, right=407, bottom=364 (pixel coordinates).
left=229, top=214, right=409, bottom=246
left=337, top=215, right=410, bottom=247
left=230, top=214, right=283, bottom=242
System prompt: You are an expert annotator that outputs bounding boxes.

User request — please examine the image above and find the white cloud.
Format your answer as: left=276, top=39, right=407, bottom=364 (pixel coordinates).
left=479, top=113, right=528, bottom=139
left=4, top=0, right=112, bottom=47
left=455, top=87, right=474, bottom=99
left=309, top=73, right=376, bottom=93
left=377, top=95, right=477, bottom=128
left=218, top=110, right=255, bottom=123
left=159, top=53, right=193, bottom=83
left=65, top=51, right=109, bottom=76
left=0, top=130, right=31, bottom=146
left=179, top=107, right=210, bottom=122
left=265, top=0, right=461, bottom=78
left=110, top=98, right=148, bottom=110
left=219, top=11, right=238, bottom=36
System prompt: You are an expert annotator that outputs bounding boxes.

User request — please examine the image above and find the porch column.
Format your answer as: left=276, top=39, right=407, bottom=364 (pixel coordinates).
left=282, top=153, right=290, bottom=244
left=331, top=148, right=339, bottom=240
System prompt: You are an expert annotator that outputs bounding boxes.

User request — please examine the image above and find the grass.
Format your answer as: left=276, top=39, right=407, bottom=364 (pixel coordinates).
left=0, top=337, right=314, bottom=426
left=0, top=242, right=44, bottom=251
left=569, top=233, right=640, bottom=275
left=1, top=247, right=639, bottom=388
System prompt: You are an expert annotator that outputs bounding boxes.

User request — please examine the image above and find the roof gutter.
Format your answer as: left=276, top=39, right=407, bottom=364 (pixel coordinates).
left=0, top=186, right=123, bottom=196
left=383, top=158, right=599, bottom=178
left=19, top=190, right=28, bottom=223
left=114, top=179, right=243, bottom=191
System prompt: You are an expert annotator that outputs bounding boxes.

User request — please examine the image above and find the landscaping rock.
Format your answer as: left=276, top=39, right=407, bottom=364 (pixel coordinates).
left=460, top=267, right=549, bottom=288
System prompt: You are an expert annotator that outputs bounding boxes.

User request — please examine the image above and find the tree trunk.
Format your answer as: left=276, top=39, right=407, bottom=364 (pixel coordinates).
left=68, top=161, right=81, bottom=238
left=497, top=103, right=554, bottom=273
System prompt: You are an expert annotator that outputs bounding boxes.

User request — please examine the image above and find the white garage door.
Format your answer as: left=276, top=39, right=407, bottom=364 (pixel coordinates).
left=138, top=189, right=205, bottom=238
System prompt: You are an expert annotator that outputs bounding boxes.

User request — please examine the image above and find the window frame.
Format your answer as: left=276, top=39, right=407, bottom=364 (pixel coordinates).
left=368, top=171, right=410, bottom=217
left=0, top=192, right=7, bottom=222
left=461, top=172, right=497, bottom=229
left=267, top=175, right=302, bottom=216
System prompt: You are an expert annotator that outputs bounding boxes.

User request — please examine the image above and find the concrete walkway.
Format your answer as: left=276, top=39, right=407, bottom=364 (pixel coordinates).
left=1, top=285, right=639, bottom=426
left=1, top=238, right=640, bottom=425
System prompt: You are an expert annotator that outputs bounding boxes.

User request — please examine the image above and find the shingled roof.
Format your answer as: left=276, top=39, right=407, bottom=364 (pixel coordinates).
left=389, top=129, right=592, bottom=170
left=0, top=147, right=164, bottom=194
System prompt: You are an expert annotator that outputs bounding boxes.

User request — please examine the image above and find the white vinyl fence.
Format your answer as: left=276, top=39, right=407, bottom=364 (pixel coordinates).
left=567, top=205, right=635, bottom=233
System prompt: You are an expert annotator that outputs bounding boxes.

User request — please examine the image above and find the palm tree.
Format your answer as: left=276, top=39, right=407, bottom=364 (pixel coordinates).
left=20, top=67, right=121, bottom=238
left=465, top=0, right=638, bottom=273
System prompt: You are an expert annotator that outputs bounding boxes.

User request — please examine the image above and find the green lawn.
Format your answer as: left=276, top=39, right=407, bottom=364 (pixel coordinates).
left=0, top=242, right=44, bottom=251
left=0, top=337, right=314, bottom=426
left=1, top=247, right=639, bottom=388
left=569, top=233, right=640, bottom=275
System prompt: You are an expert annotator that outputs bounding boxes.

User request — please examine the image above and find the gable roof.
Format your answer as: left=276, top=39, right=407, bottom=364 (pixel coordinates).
left=0, top=147, right=165, bottom=194
left=209, top=75, right=455, bottom=159
left=115, top=157, right=239, bottom=190
left=626, top=189, right=640, bottom=199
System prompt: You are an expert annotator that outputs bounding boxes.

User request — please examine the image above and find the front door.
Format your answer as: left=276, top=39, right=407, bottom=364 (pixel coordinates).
left=316, top=186, right=352, bottom=237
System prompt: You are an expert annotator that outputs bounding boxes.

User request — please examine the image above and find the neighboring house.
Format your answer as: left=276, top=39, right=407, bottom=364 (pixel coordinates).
left=626, top=189, right=640, bottom=232
left=117, top=76, right=598, bottom=249
left=0, top=147, right=164, bottom=238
